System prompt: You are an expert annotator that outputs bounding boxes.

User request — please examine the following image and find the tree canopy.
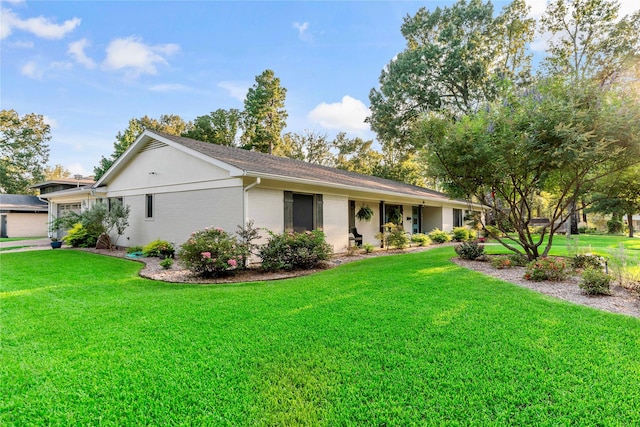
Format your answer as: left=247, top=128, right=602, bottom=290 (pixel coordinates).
left=0, top=109, right=51, bottom=194
left=94, top=114, right=191, bottom=180
left=183, top=108, right=241, bottom=147
left=241, top=69, right=288, bottom=154
left=368, top=0, right=535, bottom=149
left=419, top=78, right=640, bottom=259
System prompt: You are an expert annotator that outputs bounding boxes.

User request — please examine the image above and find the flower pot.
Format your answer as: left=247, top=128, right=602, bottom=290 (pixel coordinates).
left=50, top=241, right=63, bottom=249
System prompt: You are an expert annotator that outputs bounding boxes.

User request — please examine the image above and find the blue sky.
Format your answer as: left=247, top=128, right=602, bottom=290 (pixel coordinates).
left=2, top=0, right=638, bottom=176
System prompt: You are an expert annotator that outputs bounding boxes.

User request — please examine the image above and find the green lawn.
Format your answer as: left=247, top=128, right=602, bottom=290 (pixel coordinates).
left=0, top=237, right=46, bottom=242
left=485, top=233, right=640, bottom=263
left=2, top=246, right=640, bottom=426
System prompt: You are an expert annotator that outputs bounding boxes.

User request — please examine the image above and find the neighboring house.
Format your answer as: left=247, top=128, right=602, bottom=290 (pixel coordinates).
left=37, top=130, right=482, bottom=252
left=0, top=194, right=49, bottom=238
left=31, top=177, right=97, bottom=239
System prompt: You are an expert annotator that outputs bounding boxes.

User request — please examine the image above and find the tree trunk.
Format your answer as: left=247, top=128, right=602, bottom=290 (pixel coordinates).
left=628, top=212, right=635, bottom=238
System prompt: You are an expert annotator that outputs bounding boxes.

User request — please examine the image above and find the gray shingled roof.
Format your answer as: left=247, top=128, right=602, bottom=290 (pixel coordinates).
left=154, top=131, right=454, bottom=202
left=0, top=194, right=48, bottom=211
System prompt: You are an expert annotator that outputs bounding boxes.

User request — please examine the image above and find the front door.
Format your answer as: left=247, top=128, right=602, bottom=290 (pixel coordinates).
left=412, top=206, right=420, bottom=234
left=0, top=215, right=7, bottom=238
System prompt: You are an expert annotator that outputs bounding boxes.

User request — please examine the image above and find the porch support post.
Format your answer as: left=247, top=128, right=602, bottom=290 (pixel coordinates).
left=379, top=200, right=385, bottom=248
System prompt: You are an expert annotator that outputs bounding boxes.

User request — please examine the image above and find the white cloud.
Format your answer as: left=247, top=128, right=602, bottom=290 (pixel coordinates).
left=218, top=81, right=250, bottom=101
left=1, top=8, right=80, bottom=40
left=524, top=0, right=548, bottom=19
left=293, top=21, right=312, bottom=42
left=42, top=115, right=59, bottom=129
left=21, top=60, right=42, bottom=79
left=103, top=36, right=180, bottom=77
left=4, top=40, right=33, bottom=48
left=308, top=96, right=370, bottom=133
left=68, top=38, right=96, bottom=69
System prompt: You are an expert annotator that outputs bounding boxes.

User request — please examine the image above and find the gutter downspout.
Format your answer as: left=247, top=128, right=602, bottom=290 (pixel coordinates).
left=243, top=177, right=261, bottom=226
left=37, top=195, right=53, bottom=239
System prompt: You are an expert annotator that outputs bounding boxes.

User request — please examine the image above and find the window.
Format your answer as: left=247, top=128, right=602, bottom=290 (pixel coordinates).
left=453, top=208, right=463, bottom=227
left=284, top=191, right=323, bottom=232
left=108, top=197, right=123, bottom=212
left=145, top=194, right=153, bottom=218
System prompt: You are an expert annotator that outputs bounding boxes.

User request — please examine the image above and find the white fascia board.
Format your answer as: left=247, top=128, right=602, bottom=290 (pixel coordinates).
left=242, top=171, right=482, bottom=209
left=37, top=188, right=94, bottom=199
left=96, top=130, right=244, bottom=187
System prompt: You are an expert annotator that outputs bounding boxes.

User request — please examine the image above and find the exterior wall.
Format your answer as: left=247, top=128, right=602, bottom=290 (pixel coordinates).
left=4, top=212, right=48, bottom=237
left=322, top=194, right=349, bottom=252
left=422, top=206, right=443, bottom=233
left=121, top=187, right=244, bottom=248
left=248, top=188, right=349, bottom=253
left=247, top=187, right=284, bottom=244
left=441, top=207, right=454, bottom=232
left=107, top=145, right=231, bottom=193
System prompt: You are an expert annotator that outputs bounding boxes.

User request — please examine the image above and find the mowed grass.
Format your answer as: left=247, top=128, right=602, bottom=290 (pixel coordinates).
left=2, top=248, right=640, bottom=426
left=485, top=234, right=640, bottom=263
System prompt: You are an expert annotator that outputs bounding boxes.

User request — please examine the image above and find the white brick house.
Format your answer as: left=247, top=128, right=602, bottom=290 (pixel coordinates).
left=39, top=130, right=481, bottom=252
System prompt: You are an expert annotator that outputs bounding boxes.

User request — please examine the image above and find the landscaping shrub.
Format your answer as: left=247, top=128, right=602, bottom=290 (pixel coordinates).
left=524, top=257, right=568, bottom=282
left=579, top=268, right=612, bottom=295
left=159, top=258, right=173, bottom=270
left=490, top=256, right=513, bottom=269
left=578, top=225, right=597, bottom=234
left=362, top=243, right=375, bottom=254
left=178, top=227, right=246, bottom=277
left=126, top=245, right=144, bottom=254
left=143, top=239, right=175, bottom=258
left=259, top=230, right=332, bottom=272
left=455, top=241, right=485, bottom=260
left=411, top=233, right=432, bottom=247
left=484, top=225, right=501, bottom=238
left=572, top=253, right=605, bottom=270
left=452, top=227, right=470, bottom=242
left=62, top=223, right=96, bottom=248
left=607, top=219, right=624, bottom=234
left=52, top=201, right=130, bottom=249
left=428, top=228, right=451, bottom=244
left=508, top=253, right=529, bottom=267
left=376, top=222, right=410, bottom=249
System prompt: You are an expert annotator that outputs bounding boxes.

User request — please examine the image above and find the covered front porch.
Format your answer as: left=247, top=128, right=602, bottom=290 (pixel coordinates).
left=347, top=199, right=463, bottom=247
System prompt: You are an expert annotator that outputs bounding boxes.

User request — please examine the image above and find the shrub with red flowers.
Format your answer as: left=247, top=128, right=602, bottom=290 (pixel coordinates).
left=524, top=257, right=568, bottom=282
left=178, top=227, right=247, bottom=277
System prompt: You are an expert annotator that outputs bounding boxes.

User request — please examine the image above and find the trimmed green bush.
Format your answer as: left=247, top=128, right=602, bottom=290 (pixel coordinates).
left=455, top=241, right=485, bottom=260
left=428, top=228, right=451, bottom=244
left=411, top=233, right=432, bottom=247
left=259, top=230, right=333, bottom=272
left=178, top=227, right=245, bottom=277
left=452, top=227, right=470, bottom=242
left=572, top=253, right=605, bottom=270
left=62, top=223, right=95, bottom=248
left=524, top=257, right=568, bottom=282
left=362, top=243, right=375, bottom=254
left=607, top=219, right=624, bottom=234
left=508, top=253, right=529, bottom=267
left=126, top=245, right=144, bottom=254
left=143, top=239, right=175, bottom=258
left=159, top=258, right=173, bottom=270
left=580, top=268, right=612, bottom=295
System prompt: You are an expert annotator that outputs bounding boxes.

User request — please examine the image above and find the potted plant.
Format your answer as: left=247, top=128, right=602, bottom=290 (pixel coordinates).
left=355, top=205, right=374, bottom=222
left=50, top=237, right=63, bottom=249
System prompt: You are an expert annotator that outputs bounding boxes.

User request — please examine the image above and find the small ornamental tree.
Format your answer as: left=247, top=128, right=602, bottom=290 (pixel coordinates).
left=419, top=78, right=640, bottom=260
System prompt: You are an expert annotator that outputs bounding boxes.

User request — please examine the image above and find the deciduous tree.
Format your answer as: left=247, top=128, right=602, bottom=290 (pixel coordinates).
left=0, top=109, right=50, bottom=194
left=418, top=79, right=640, bottom=259
left=368, top=0, right=534, bottom=149
left=94, top=114, right=191, bottom=179
left=183, top=108, right=241, bottom=146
